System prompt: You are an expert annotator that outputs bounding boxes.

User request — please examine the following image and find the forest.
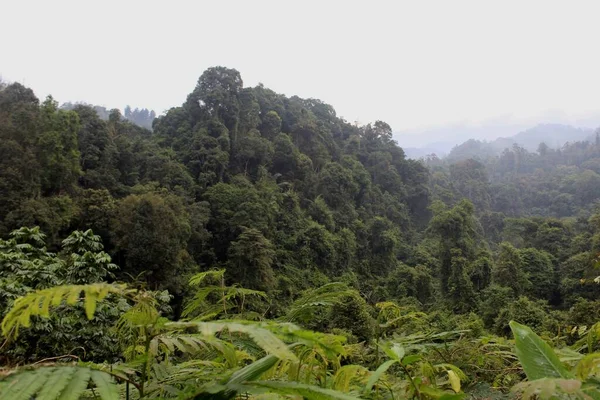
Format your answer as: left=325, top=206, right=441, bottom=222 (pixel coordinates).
left=1, top=67, right=600, bottom=399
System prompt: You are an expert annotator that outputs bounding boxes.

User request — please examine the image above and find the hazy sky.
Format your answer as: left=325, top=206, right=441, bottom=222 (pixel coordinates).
left=2, top=0, right=600, bottom=131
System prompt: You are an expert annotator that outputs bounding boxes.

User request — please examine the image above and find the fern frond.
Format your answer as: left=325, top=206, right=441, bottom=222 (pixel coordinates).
left=284, top=283, right=354, bottom=323
left=2, top=283, right=128, bottom=338
left=167, top=321, right=298, bottom=361
left=152, top=335, right=209, bottom=356
left=0, top=366, right=119, bottom=400
left=332, top=365, right=370, bottom=392
left=189, top=269, right=226, bottom=286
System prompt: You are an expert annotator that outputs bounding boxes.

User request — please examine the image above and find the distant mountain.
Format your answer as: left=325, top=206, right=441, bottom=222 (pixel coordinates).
left=393, top=118, right=531, bottom=157
left=395, top=112, right=600, bottom=159
left=509, top=123, right=593, bottom=151
left=445, top=124, right=594, bottom=161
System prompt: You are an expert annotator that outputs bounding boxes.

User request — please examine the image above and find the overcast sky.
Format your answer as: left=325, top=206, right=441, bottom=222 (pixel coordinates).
left=2, top=0, right=600, bottom=132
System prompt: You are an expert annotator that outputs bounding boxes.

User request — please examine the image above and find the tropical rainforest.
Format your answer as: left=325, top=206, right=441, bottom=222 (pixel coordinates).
left=1, top=67, right=600, bottom=399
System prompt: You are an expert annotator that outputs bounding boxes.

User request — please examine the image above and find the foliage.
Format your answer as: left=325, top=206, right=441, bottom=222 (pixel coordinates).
left=3, top=66, right=600, bottom=399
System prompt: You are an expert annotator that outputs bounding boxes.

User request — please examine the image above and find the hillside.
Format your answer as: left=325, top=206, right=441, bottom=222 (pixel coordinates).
left=444, top=123, right=594, bottom=162
left=2, top=67, right=600, bottom=399
left=401, top=122, right=595, bottom=160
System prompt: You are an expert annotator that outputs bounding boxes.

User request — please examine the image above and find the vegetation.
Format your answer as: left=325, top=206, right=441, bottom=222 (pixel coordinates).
left=1, top=67, right=600, bottom=398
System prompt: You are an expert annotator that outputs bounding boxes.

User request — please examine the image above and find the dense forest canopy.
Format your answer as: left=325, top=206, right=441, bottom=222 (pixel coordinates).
left=2, top=67, right=600, bottom=399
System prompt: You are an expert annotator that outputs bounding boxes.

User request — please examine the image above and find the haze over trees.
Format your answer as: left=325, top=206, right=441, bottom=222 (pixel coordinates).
left=1, top=67, right=600, bottom=399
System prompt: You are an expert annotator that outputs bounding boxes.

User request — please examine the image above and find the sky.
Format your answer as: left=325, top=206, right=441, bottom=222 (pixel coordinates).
left=2, top=0, right=600, bottom=134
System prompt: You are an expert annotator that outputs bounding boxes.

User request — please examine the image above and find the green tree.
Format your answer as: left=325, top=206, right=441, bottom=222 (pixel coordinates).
left=112, top=192, right=193, bottom=294
left=227, top=227, right=276, bottom=292
left=37, top=96, right=81, bottom=194
left=493, top=242, right=530, bottom=296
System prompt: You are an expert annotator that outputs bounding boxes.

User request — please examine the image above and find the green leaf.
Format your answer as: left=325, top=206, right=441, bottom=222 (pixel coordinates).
left=2, top=283, right=126, bottom=338
left=0, top=366, right=93, bottom=400
left=250, top=381, right=362, bottom=400
left=169, top=321, right=298, bottom=361
left=189, top=269, right=226, bottom=286
left=576, top=352, right=600, bottom=379
left=2, top=367, right=51, bottom=400
left=57, top=367, right=92, bottom=400
left=364, top=360, right=397, bottom=393
left=509, top=321, right=573, bottom=380
left=84, top=289, right=98, bottom=320
left=90, top=370, right=120, bottom=400
left=226, top=354, right=279, bottom=386
left=36, top=367, right=78, bottom=400
left=402, top=354, right=421, bottom=365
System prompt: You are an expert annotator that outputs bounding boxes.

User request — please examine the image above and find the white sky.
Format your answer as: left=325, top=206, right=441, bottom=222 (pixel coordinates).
left=2, top=0, right=600, bottom=131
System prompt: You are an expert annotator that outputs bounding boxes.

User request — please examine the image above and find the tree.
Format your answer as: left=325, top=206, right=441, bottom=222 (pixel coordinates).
left=493, top=242, right=530, bottom=296
left=188, top=66, right=243, bottom=136
left=37, top=96, right=82, bottom=194
left=227, top=227, right=276, bottom=292
left=111, top=192, right=193, bottom=294
left=428, top=200, right=478, bottom=295
left=519, top=248, right=556, bottom=301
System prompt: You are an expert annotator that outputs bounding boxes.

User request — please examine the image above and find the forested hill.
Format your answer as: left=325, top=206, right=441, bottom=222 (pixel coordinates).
left=4, top=68, right=600, bottom=398
left=61, top=101, right=156, bottom=130
left=0, top=66, right=430, bottom=303
left=443, top=123, right=594, bottom=162
left=427, top=131, right=600, bottom=218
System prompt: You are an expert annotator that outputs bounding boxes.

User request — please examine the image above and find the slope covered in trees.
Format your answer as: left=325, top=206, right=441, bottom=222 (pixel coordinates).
left=0, top=66, right=430, bottom=305
left=2, top=67, right=600, bottom=399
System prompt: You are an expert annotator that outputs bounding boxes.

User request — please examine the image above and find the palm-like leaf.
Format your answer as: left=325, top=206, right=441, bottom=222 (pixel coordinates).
left=167, top=321, right=298, bottom=361
left=0, top=366, right=119, bottom=400
left=284, top=283, right=354, bottom=323
left=2, top=283, right=128, bottom=338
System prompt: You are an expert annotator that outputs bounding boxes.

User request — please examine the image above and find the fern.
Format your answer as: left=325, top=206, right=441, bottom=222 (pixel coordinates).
left=0, top=366, right=119, bottom=400
left=1, top=283, right=128, bottom=338
left=284, top=283, right=354, bottom=323
left=188, top=269, right=226, bottom=286
left=183, top=270, right=267, bottom=320
left=332, top=365, right=370, bottom=392
left=247, top=381, right=363, bottom=400
left=167, top=321, right=298, bottom=361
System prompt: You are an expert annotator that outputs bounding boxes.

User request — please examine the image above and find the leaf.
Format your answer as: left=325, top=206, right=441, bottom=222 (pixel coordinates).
left=227, top=354, right=279, bottom=386
left=0, top=366, right=94, bottom=400
left=576, top=352, right=600, bottom=379
left=57, top=367, right=92, bottom=400
left=513, top=378, right=582, bottom=400
left=84, top=289, right=98, bottom=320
left=2, top=283, right=127, bottom=338
left=1, top=367, right=51, bottom=400
left=381, top=342, right=404, bottom=361
left=364, top=360, right=397, bottom=393
left=284, top=283, right=354, bottom=323
left=402, top=354, right=421, bottom=365
left=390, top=343, right=405, bottom=360
left=332, top=365, right=369, bottom=392
left=447, top=370, right=461, bottom=393
left=90, top=370, right=120, bottom=400
left=169, top=321, right=298, bottom=361
left=189, top=269, right=226, bottom=286
left=36, top=367, right=77, bottom=400
left=250, top=381, right=362, bottom=400
left=420, top=385, right=461, bottom=399
left=509, top=321, right=573, bottom=380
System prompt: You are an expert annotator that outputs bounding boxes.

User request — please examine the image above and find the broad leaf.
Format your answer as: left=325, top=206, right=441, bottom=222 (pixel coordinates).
left=364, top=360, right=397, bottom=393
left=509, top=321, right=573, bottom=380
